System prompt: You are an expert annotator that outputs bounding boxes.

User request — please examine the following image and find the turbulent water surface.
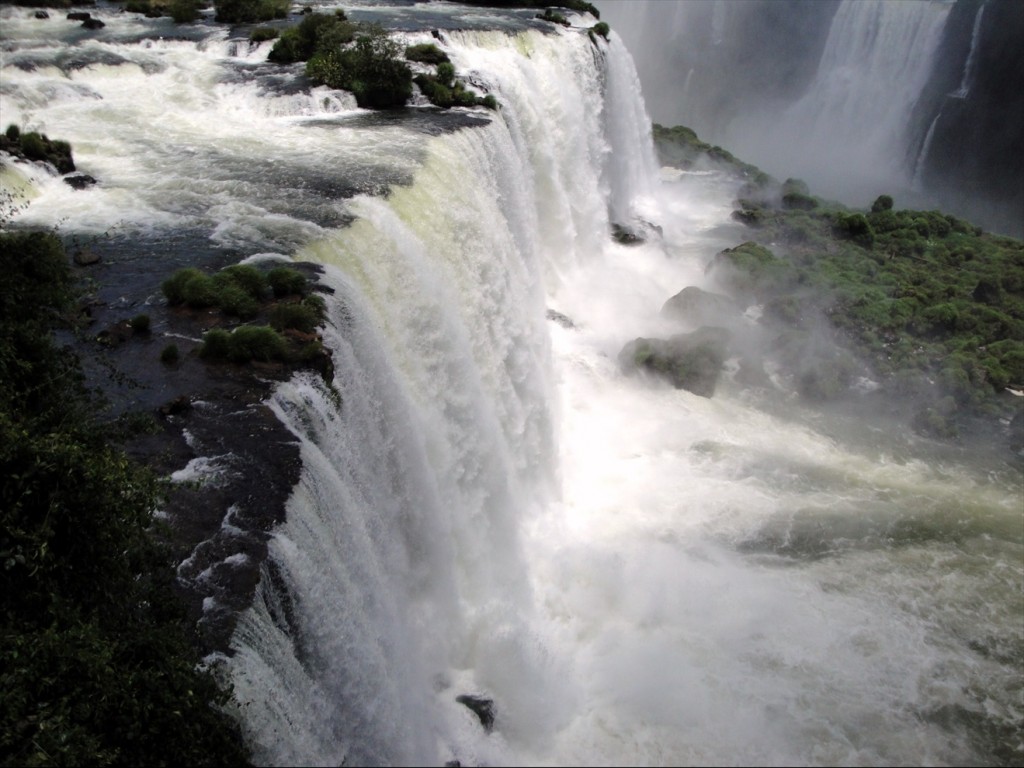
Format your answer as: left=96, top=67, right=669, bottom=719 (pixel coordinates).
left=2, top=2, right=1021, bottom=766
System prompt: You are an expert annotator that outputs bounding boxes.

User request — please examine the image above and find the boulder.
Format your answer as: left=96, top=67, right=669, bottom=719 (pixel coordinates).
left=455, top=694, right=494, bottom=732
left=619, top=325, right=731, bottom=397
left=546, top=309, right=574, bottom=328
left=73, top=248, right=101, bottom=266
left=611, top=219, right=663, bottom=246
left=64, top=173, right=97, bottom=190
left=661, top=285, right=742, bottom=328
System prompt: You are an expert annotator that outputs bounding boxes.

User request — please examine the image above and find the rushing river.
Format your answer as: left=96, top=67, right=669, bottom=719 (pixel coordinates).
left=2, top=2, right=1021, bottom=765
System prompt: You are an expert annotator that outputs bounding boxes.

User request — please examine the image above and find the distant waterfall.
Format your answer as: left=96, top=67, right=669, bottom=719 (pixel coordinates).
left=748, top=0, right=951, bottom=200
left=952, top=1, right=987, bottom=98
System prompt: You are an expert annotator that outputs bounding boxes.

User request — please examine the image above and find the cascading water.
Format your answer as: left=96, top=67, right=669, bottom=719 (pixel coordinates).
left=730, top=0, right=951, bottom=203
left=1, top=3, right=1021, bottom=766
left=952, top=1, right=987, bottom=99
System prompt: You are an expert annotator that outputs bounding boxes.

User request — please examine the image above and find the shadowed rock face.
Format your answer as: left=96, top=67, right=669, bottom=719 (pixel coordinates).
left=908, top=0, right=1024, bottom=239
left=71, top=242, right=331, bottom=655
left=619, top=325, right=732, bottom=397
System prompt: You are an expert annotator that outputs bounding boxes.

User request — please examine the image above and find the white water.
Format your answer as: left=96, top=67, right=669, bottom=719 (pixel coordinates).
left=952, top=1, right=987, bottom=99
left=600, top=0, right=954, bottom=208
left=733, top=0, right=951, bottom=204
left=2, top=4, right=1021, bottom=766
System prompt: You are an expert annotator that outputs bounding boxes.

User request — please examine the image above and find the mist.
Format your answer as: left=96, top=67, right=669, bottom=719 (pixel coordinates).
left=596, top=0, right=1024, bottom=239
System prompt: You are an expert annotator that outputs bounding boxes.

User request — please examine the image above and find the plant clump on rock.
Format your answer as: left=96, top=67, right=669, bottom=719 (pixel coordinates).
left=0, top=124, right=75, bottom=175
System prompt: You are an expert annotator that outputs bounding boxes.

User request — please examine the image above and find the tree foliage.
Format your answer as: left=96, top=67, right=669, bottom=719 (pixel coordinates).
left=0, top=231, right=250, bottom=766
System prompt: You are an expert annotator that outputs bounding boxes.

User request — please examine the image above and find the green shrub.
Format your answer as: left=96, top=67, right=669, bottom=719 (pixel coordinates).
left=125, top=0, right=153, bottom=13
left=129, top=313, right=151, bottom=334
left=180, top=272, right=218, bottom=308
left=160, top=343, right=179, bottom=365
left=169, top=0, right=201, bottom=23
left=226, top=325, right=288, bottom=363
left=405, top=43, right=449, bottom=64
left=5, top=123, right=19, bottom=141
left=268, top=266, right=308, bottom=297
left=213, top=281, right=260, bottom=319
left=162, top=267, right=204, bottom=305
left=199, top=328, right=231, bottom=359
left=214, top=0, right=288, bottom=24
left=306, top=25, right=413, bottom=109
left=269, top=302, right=320, bottom=333
left=219, top=263, right=269, bottom=300
left=302, top=292, right=326, bottom=317
left=436, top=61, right=455, bottom=87
left=250, top=26, right=279, bottom=43
left=415, top=74, right=454, bottom=108
left=18, top=132, right=47, bottom=162
left=871, top=194, right=894, bottom=213
left=268, top=12, right=356, bottom=64
left=537, top=9, right=569, bottom=25
left=835, top=213, right=874, bottom=248
left=478, top=93, right=498, bottom=110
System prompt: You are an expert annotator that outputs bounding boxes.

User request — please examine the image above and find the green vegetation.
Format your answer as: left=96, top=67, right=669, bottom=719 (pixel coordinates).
left=249, top=26, right=279, bottom=43
left=306, top=25, right=413, bottom=109
left=652, top=123, right=771, bottom=188
left=266, top=15, right=412, bottom=109
left=163, top=263, right=330, bottom=374
left=200, top=325, right=288, bottom=363
left=115, top=0, right=206, bottom=21
left=536, top=9, right=570, bottom=26
left=658, top=123, right=1024, bottom=438
left=264, top=15, right=497, bottom=111
left=0, top=230, right=250, bottom=766
left=213, top=0, right=288, bottom=24
left=268, top=10, right=356, bottom=65
left=591, top=21, right=610, bottom=40
left=129, top=313, right=151, bottom=334
left=0, top=125, right=75, bottom=175
left=458, top=0, right=599, bottom=18
left=168, top=0, right=202, bottom=23
left=160, top=342, right=180, bottom=365
left=162, top=263, right=269, bottom=319
left=405, top=43, right=450, bottom=65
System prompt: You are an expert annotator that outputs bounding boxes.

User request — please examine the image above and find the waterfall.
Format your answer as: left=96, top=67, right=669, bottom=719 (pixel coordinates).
left=223, top=26, right=664, bottom=766
left=747, top=0, right=951, bottom=200
left=952, top=1, right=987, bottom=98
left=912, top=111, right=941, bottom=190
left=2, top=5, right=1020, bottom=765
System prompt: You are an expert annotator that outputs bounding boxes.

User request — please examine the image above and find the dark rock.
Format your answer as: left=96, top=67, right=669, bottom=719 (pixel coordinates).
left=64, top=173, right=97, bottom=190
left=82, top=18, right=105, bottom=29
left=546, top=309, right=575, bottom=328
left=456, top=694, right=495, bottom=732
left=1008, top=405, right=1024, bottom=451
left=661, top=285, right=743, bottom=328
left=159, top=395, right=193, bottom=419
left=67, top=11, right=91, bottom=20
left=611, top=219, right=662, bottom=246
left=619, top=325, right=731, bottom=397
left=34, top=10, right=49, bottom=19
left=73, top=248, right=101, bottom=266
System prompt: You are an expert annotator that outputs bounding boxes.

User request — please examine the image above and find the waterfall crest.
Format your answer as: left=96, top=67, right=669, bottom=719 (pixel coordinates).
left=224, top=26, right=662, bottom=766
